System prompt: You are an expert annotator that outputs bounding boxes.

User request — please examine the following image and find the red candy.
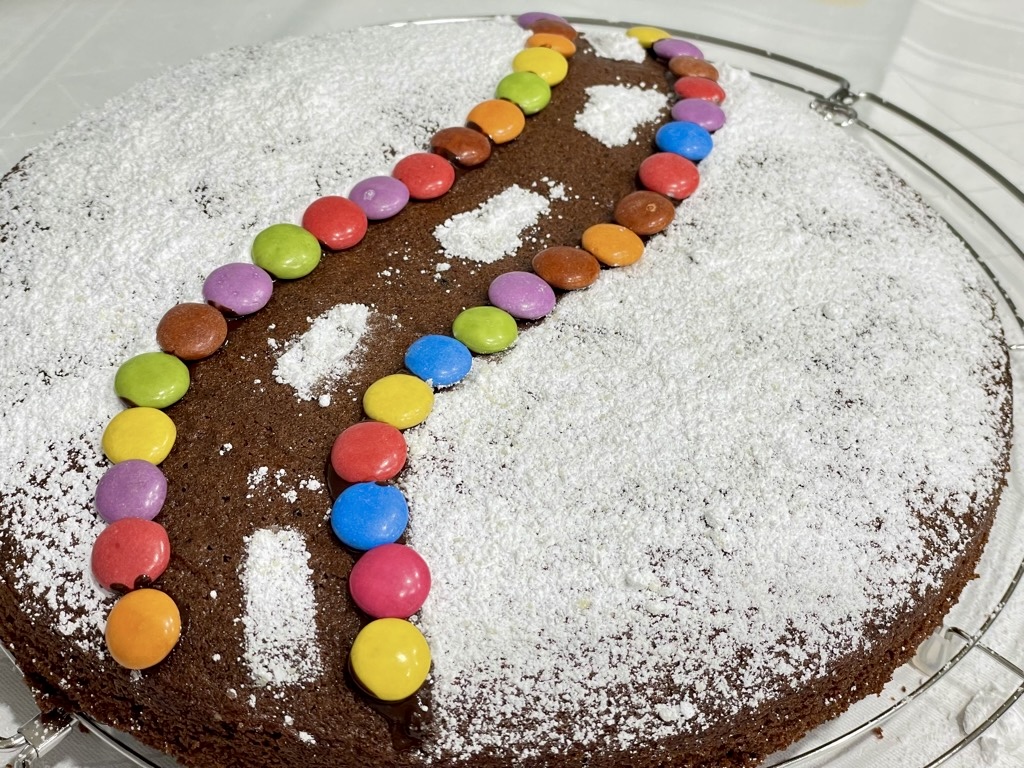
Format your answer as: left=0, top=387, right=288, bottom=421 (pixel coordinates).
left=302, top=196, right=369, bottom=250
left=349, top=543, right=431, bottom=619
left=673, top=76, right=726, bottom=104
left=92, top=518, right=171, bottom=592
left=331, top=421, right=408, bottom=483
left=638, top=152, right=701, bottom=200
left=393, top=153, right=456, bottom=200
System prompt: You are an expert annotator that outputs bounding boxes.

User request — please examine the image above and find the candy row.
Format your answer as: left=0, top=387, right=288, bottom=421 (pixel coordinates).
left=337, top=16, right=730, bottom=705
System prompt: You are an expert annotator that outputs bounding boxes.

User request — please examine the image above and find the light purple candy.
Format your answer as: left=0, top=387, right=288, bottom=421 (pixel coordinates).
left=653, top=37, right=704, bottom=60
left=517, top=12, right=567, bottom=28
left=671, top=98, right=726, bottom=132
left=202, top=262, right=274, bottom=315
left=488, top=271, right=557, bottom=320
left=349, top=176, right=410, bottom=221
left=95, top=460, right=167, bottom=523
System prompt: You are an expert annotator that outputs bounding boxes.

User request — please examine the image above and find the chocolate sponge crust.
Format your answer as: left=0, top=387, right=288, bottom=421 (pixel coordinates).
left=0, top=31, right=1013, bottom=768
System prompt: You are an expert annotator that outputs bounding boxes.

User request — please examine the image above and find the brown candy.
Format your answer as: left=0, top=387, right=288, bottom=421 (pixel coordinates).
left=157, top=302, right=228, bottom=360
left=614, top=191, right=676, bottom=236
left=528, top=18, right=578, bottom=41
left=430, top=126, right=492, bottom=168
left=668, top=55, right=719, bottom=81
left=532, top=246, right=601, bottom=291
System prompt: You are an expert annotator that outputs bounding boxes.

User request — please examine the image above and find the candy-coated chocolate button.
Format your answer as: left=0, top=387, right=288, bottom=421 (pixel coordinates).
left=513, top=47, right=569, bottom=86
left=526, top=17, right=577, bottom=41
left=581, top=223, right=645, bottom=267
left=115, top=352, right=190, bottom=409
left=331, top=421, right=407, bottom=483
left=674, top=76, right=726, bottom=104
left=157, top=302, right=228, bottom=361
left=405, top=335, right=472, bottom=387
left=671, top=99, right=726, bottom=132
left=302, top=196, right=369, bottom=250
left=105, top=589, right=181, bottom=670
left=614, top=191, right=676, bottom=236
left=252, top=223, right=321, bottom=279
left=95, top=460, right=167, bottom=523
left=331, top=482, right=409, bottom=550
left=202, top=262, right=273, bottom=316
left=656, top=121, right=714, bottom=162
left=467, top=100, right=526, bottom=144
left=526, top=32, right=576, bottom=57
left=668, top=55, right=720, bottom=81
left=452, top=306, right=518, bottom=354
left=350, top=544, right=431, bottom=619
left=349, top=618, right=431, bottom=701
left=350, top=176, right=411, bottom=220
left=102, top=408, right=176, bottom=465
left=626, top=25, right=670, bottom=48
left=430, top=127, right=492, bottom=168
left=92, top=518, right=171, bottom=592
left=495, top=72, right=551, bottom=116
left=488, top=271, right=556, bottom=320
left=392, top=153, right=456, bottom=200
left=638, top=152, right=701, bottom=200
left=363, top=374, right=434, bottom=429
left=652, top=37, right=704, bottom=60
left=517, top=11, right=568, bottom=28
left=532, top=246, right=601, bottom=290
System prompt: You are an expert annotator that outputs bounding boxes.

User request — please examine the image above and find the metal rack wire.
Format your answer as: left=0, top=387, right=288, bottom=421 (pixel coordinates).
left=4, top=17, right=1024, bottom=768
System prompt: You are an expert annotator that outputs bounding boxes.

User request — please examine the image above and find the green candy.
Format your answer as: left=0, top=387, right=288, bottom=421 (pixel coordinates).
left=251, top=223, right=321, bottom=279
left=495, top=72, right=551, bottom=116
left=115, top=352, right=190, bottom=408
left=452, top=306, right=518, bottom=354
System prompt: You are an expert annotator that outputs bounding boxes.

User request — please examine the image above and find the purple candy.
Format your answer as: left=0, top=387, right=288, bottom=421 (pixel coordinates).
left=653, top=37, right=704, bottom=61
left=671, top=99, right=726, bottom=132
left=488, top=271, right=557, bottom=320
left=203, top=262, right=274, bottom=315
left=349, top=176, right=410, bottom=221
left=517, top=12, right=567, bottom=29
left=95, top=460, right=167, bottom=523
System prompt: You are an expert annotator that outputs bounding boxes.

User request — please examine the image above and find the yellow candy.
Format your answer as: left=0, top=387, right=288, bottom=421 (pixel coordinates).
left=512, top=47, right=569, bottom=86
left=626, top=26, right=671, bottom=48
left=350, top=618, right=431, bottom=701
left=102, top=407, right=176, bottom=464
left=105, top=588, right=181, bottom=669
left=582, top=223, right=645, bottom=267
left=363, top=374, right=434, bottom=429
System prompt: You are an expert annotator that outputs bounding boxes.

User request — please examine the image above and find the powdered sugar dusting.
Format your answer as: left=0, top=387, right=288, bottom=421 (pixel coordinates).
left=403, top=67, right=1008, bottom=759
left=241, top=527, right=321, bottom=686
left=434, top=185, right=553, bottom=263
left=575, top=84, right=668, bottom=147
left=272, top=303, right=370, bottom=400
left=0, top=18, right=526, bottom=650
left=586, top=29, right=647, bottom=62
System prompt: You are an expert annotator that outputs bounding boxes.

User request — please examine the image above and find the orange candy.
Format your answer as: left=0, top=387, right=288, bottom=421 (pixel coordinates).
left=467, top=100, right=526, bottom=144
left=582, top=223, right=645, bottom=267
left=105, top=588, right=181, bottom=669
left=526, top=32, right=576, bottom=57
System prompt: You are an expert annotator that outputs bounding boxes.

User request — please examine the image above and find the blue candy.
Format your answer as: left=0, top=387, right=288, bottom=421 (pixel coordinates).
left=405, top=334, right=473, bottom=387
left=331, top=482, right=409, bottom=550
left=655, top=121, right=714, bottom=162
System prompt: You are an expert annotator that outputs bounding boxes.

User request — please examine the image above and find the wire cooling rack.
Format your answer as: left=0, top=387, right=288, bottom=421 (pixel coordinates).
left=3, top=17, right=1024, bottom=768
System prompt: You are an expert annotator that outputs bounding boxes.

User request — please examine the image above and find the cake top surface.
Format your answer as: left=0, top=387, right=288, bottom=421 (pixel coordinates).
left=0, top=15, right=1010, bottom=766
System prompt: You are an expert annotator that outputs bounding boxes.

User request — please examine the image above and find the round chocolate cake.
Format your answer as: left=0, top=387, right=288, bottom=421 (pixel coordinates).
left=0, top=15, right=1012, bottom=768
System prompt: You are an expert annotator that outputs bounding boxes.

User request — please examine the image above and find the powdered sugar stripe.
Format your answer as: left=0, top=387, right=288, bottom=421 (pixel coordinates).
left=241, top=527, right=321, bottom=686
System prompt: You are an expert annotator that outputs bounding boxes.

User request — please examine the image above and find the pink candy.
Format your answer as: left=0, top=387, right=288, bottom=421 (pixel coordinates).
left=349, top=543, right=431, bottom=619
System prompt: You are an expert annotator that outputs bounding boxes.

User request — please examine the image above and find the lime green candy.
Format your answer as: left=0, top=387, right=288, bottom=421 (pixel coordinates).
left=495, top=72, right=551, bottom=116
left=115, top=352, right=190, bottom=408
left=452, top=306, right=518, bottom=354
left=251, top=223, right=321, bottom=279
